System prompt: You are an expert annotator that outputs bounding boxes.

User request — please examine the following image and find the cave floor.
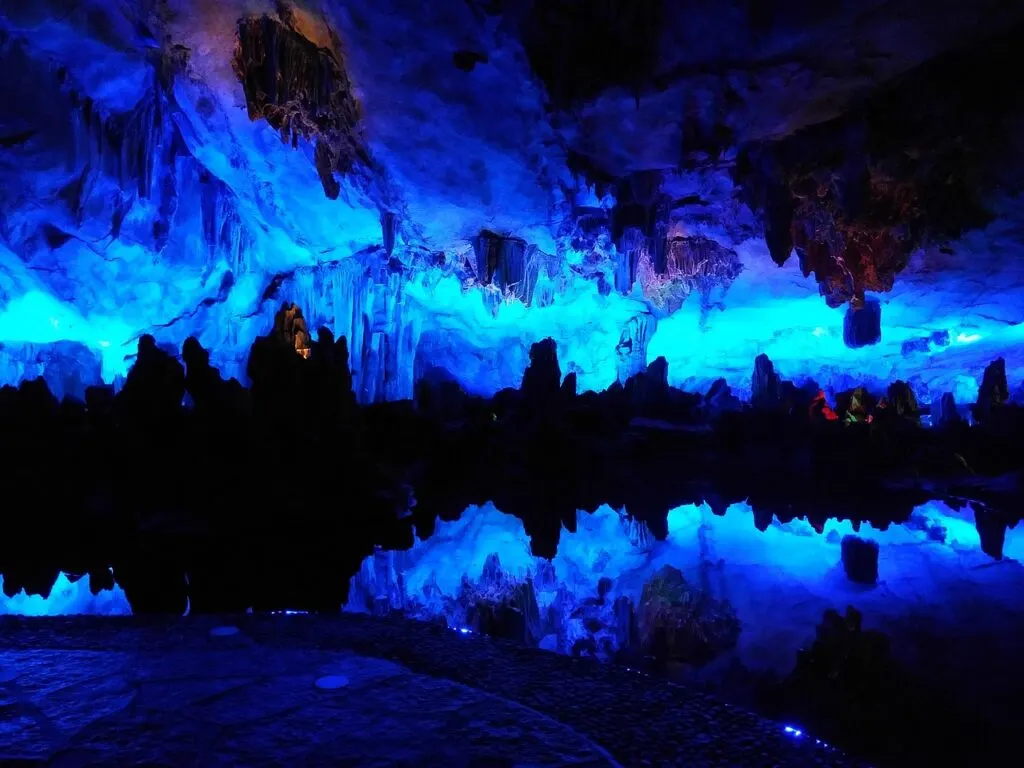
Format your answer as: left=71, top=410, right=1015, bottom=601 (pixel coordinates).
left=0, top=614, right=861, bottom=768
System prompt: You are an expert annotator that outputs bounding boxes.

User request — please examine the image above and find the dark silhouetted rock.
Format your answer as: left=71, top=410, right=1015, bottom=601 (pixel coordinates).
left=975, top=358, right=1009, bottom=424
left=705, top=378, right=743, bottom=416
left=886, top=380, right=919, bottom=421
left=751, top=353, right=781, bottom=409
left=837, top=386, right=875, bottom=422
left=974, top=506, right=1006, bottom=560
left=935, top=392, right=961, bottom=428
left=521, top=338, right=561, bottom=404
left=843, top=298, right=882, bottom=348
left=560, top=371, right=577, bottom=399
left=841, top=535, right=879, bottom=584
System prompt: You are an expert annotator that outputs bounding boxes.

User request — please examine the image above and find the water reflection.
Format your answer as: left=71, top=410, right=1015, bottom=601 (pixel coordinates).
left=348, top=500, right=1024, bottom=674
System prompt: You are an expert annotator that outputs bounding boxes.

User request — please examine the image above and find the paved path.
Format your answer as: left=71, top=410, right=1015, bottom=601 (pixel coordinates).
left=0, top=615, right=863, bottom=767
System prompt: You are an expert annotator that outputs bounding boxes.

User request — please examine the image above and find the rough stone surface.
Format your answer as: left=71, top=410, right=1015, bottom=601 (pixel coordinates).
left=0, top=615, right=864, bottom=767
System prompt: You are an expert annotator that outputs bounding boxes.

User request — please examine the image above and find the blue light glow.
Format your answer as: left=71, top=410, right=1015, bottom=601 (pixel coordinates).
left=0, top=572, right=131, bottom=616
left=1, top=1, right=1022, bottom=406
left=347, top=500, right=1024, bottom=681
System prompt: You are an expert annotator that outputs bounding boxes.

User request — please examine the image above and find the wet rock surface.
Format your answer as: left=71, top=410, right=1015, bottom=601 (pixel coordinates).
left=0, top=615, right=862, bottom=767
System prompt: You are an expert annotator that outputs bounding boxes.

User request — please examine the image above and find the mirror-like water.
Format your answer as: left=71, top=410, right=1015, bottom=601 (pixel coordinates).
left=4, top=499, right=1023, bottom=765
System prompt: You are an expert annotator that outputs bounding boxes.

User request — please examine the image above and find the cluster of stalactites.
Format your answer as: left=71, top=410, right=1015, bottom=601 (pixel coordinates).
left=472, top=230, right=543, bottom=306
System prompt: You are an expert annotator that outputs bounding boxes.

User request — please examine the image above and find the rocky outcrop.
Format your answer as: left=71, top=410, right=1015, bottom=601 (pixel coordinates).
left=751, top=354, right=781, bottom=410
left=637, top=565, right=740, bottom=668
left=234, top=14, right=367, bottom=199
left=975, top=358, right=1009, bottom=424
left=735, top=22, right=1024, bottom=310
left=521, top=338, right=562, bottom=404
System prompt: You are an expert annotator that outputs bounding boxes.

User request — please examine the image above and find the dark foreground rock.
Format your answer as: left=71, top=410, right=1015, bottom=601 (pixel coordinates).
left=0, top=614, right=862, bottom=768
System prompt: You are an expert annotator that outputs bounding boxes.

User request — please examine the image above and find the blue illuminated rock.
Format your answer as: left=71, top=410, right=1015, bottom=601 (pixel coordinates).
left=1, top=0, right=1023, bottom=410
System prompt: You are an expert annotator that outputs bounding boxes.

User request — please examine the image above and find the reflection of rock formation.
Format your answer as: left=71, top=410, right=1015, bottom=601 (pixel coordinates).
left=346, top=515, right=742, bottom=672
left=766, top=607, right=906, bottom=764
left=751, top=354, right=781, bottom=410
left=637, top=565, right=741, bottom=668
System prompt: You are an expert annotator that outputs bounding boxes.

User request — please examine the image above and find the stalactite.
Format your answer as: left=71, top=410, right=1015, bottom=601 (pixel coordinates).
left=471, top=231, right=540, bottom=304
left=288, top=259, right=420, bottom=404
left=615, top=227, right=646, bottom=294
left=381, top=211, right=398, bottom=256
left=615, top=312, right=655, bottom=383
left=67, top=82, right=165, bottom=199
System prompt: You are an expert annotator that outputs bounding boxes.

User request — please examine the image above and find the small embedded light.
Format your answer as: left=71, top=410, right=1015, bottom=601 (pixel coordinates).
left=812, top=326, right=827, bottom=337
left=956, top=332, right=981, bottom=344
left=783, top=726, right=803, bottom=737
left=98, top=340, right=111, bottom=348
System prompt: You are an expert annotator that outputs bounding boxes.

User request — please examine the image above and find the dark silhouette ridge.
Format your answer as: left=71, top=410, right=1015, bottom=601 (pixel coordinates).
left=0, top=303, right=1020, bottom=614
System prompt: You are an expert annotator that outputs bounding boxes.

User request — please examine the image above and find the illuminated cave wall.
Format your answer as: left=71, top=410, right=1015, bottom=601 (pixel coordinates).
left=346, top=502, right=1024, bottom=678
left=1, top=1, right=1023, bottom=405
left=0, top=572, right=131, bottom=616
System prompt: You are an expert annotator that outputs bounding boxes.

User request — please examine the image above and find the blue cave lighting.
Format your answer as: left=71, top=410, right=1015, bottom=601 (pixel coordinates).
left=347, top=499, right=1024, bottom=681
left=0, top=572, right=132, bottom=617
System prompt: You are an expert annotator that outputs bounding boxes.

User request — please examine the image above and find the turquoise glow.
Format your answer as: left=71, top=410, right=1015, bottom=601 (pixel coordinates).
left=0, top=572, right=132, bottom=617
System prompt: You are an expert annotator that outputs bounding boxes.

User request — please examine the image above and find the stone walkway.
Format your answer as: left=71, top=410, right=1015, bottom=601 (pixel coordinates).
left=0, top=615, right=864, bottom=767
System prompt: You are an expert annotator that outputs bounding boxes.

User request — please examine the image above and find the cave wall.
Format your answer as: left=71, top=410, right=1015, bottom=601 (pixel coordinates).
left=0, top=0, right=1022, bottom=406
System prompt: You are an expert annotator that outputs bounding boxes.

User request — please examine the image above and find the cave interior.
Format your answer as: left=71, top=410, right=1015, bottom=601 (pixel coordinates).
left=2, top=1, right=1024, bottom=766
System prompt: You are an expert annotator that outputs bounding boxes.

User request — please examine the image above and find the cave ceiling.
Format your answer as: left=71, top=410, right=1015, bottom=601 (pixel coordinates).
left=1, top=0, right=1023, bottom=398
